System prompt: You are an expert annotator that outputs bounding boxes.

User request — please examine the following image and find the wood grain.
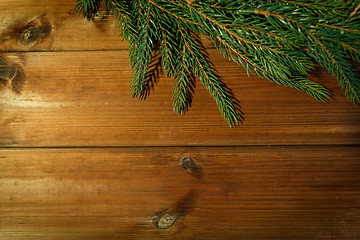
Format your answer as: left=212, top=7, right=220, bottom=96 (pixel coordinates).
left=0, top=0, right=215, bottom=52
left=0, top=0, right=127, bottom=51
left=1, top=146, right=359, bottom=240
left=1, top=50, right=359, bottom=147
left=1, top=2, right=360, bottom=239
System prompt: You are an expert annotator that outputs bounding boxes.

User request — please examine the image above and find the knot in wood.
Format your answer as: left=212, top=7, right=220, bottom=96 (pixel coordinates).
left=0, top=57, right=16, bottom=81
left=20, top=28, right=41, bottom=46
left=181, top=157, right=196, bottom=173
left=155, top=212, right=178, bottom=229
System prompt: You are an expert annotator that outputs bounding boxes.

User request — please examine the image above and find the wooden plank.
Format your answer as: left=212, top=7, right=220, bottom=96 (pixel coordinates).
left=1, top=50, right=360, bottom=146
left=1, top=146, right=359, bottom=239
left=0, top=0, right=127, bottom=51
left=0, top=0, right=214, bottom=52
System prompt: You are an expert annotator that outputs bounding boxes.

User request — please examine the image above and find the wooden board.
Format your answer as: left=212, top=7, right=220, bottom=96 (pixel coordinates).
left=0, top=0, right=126, bottom=51
left=1, top=146, right=359, bottom=240
left=0, top=0, right=215, bottom=52
left=1, top=1, right=360, bottom=239
left=1, top=50, right=360, bottom=147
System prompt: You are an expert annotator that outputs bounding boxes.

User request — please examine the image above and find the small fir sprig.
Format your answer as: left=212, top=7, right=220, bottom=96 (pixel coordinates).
left=75, top=0, right=360, bottom=127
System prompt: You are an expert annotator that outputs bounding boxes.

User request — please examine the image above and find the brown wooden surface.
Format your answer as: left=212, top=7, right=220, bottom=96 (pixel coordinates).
left=0, top=50, right=359, bottom=147
left=0, top=0, right=125, bottom=51
left=1, top=1, right=360, bottom=239
left=1, top=146, right=360, bottom=240
left=0, top=0, right=212, bottom=52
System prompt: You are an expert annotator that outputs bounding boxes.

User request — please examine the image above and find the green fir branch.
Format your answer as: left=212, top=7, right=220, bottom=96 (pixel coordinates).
left=308, top=31, right=360, bottom=104
left=128, top=0, right=158, bottom=99
left=76, top=0, right=360, bottom=126
left=104, top=0, right=134, bottom=40
left=176, top=28, right=243, bottom=126
left=172, top=61, right=196, bottom=114
left=75, top=0, right=101, bottom=19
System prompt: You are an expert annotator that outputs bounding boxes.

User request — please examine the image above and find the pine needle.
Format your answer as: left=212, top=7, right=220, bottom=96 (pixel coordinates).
left=75, top=0, right=360, bottom=126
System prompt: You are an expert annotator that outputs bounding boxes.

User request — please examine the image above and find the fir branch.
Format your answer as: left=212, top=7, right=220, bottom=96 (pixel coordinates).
left=308, top=31, right=360, bottom=104
left=151, top=4, right=178, bottom=77
left=128, top=0, right=158, bottom=99
left=75, top=0, right=360, bottom=126
left=137, top=49, right=162, bottom=100
left=104, top=0, right=134, bottom=40
left=224, top=25, right=287, bottom=41
left=213, top=34, right=330, bottom=102
left=75, top=0, right=101, bottom=19
left=213, top=34, right=269, bottom=78
left=177, top=28, right=243, bottom=126
left=152, top=1, right=243, bottom=125
left=190, top=3, right=285, bottom=55
left=318, top=23, right=360, bottom=33
left=234, top=1, right=359, bottom=103
left=340, top=43, right=360, bottom=63
left=172, top=61, right=196, bottom=114
left=156, top=1, right=315, bottom=80
left=148, top=0, right=198, bottom=25
left=277, top=0, right=327, bottom=10
left=150, top=3, right=196, bottom=111
left=291, top=76, right=332, bottom=102
left=350, top=2, right=360, bottom=17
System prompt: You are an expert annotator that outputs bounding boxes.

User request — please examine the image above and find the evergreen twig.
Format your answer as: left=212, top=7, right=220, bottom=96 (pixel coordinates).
left=75, top=0, right=360, bottom=127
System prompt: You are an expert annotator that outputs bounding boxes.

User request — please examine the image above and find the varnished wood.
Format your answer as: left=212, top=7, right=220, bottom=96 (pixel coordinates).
left=0, top=0, right=214, bottom=52
left=1, top=50, right=359, bottom=147
left=0, top=0, right=127, bottom=51
left=1, top=146, right=359, bottom=239
left=1, top=1, right=360, bottom=239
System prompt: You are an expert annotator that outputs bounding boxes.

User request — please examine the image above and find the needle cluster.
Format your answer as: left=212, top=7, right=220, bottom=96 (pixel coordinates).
left=76, top=0, right=360, bottom=127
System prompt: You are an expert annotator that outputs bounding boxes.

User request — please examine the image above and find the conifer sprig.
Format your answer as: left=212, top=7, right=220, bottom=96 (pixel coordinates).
left=76, top=0, right=360, bottom=127
left=75, top=0, right=101, bottom=19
